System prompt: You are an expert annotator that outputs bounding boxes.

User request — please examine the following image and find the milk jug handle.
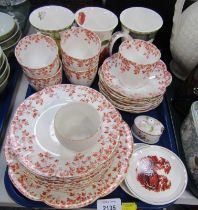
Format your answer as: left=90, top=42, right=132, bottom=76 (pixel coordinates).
left=108, top=31, right=133, bottom=56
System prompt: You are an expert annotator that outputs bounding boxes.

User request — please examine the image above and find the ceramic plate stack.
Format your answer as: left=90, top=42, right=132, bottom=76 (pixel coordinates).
left=0, top=12, right=22, bottom=57
left=0, top=47, right=11, bottom=94
left=120, top=144, right=188, bottom=205
left=4, top=84, right=134, bottom=208
left=98, top=53, right=172, bottom=113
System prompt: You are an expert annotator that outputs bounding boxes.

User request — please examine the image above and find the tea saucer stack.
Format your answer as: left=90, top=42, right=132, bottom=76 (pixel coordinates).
left=0, top=12, right=22, bottom=57
left=0, top=47, right=10, bottom=94
left=4, top=84, right=133, bottom=208
left=98, top=53, right=172, bottom=113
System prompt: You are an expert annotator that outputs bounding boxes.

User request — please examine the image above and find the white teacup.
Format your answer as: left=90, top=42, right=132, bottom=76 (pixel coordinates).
left=54, top=102, right=101, bottom=152
left=119, top=7, right=163, bottom=42
left=109, top=38, right=161, bottom=89
left=15, top=34, right=59, bottom=79
left=60, top=27, right=101, bottom=73
left=75, top=7, right=118, bottom=61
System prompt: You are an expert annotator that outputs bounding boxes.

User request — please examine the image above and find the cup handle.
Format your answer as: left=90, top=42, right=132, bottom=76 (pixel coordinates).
left=109, top=31, right=133, bottom=56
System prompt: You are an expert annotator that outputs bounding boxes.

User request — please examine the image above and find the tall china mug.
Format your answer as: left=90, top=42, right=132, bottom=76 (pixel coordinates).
left=75, top=7, right=118, bottom=62
left=109, top=35, right=161, bottom=89
left=60, top=27, right=101, bottom=86
left=119, top=7, right=163, bottom=42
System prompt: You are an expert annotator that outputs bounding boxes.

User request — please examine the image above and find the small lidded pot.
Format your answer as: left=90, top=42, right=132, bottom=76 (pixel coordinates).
left=132, top=115, right=164, bottom=144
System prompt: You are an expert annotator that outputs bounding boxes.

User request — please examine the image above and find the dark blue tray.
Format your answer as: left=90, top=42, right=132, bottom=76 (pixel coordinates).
left=0, top=55, right=22, bottom=148
left=4, top=74, right=178, bottom=209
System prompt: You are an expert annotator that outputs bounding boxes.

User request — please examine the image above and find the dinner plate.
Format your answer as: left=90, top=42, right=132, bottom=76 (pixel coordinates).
left=9, top=84, right=121, bottom=178
left=99, top=53, right=172, bottom=100
left=125, top=145, right=188, bottom=205
left=5, top=121, right=134, bottom=209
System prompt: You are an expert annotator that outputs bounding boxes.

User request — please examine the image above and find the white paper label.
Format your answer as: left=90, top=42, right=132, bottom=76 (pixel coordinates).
left=97, top=198, right=122, bottom=210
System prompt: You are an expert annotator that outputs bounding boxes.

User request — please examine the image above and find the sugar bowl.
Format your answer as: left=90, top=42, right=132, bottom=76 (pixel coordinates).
left=132, top=115, right=164, bottom=144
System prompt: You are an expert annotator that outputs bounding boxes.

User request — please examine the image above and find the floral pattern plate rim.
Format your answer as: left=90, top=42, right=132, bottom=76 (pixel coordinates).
left=5, top=121, right=133, bottom=209
left=99, top=53, right=172, bottom=99
left=8, top=84, right=121, bottom=178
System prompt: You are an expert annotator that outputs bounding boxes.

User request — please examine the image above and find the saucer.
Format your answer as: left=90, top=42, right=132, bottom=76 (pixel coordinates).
left=99, top=53, right=172, bottom=100
left=125, top=145, right=188, bottom=205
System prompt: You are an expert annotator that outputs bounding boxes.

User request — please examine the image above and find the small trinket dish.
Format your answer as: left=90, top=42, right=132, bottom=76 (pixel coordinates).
left=132, top=115, right=164, bottom=144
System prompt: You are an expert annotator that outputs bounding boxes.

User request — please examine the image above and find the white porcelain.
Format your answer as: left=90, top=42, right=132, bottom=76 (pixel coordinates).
left=15, top=33, right=58, bottom=69
left=170, top=0, right=198, bottom=80
left=63, top=63, right=97, bottom=87
left=9, top=84, right=120, bottom=178
left=99, top=53, right=171, bottom=100
left=0, top=23, right=20, bottom=49
left=15, top=34, right=59, bottom=78
left=132, top=115, right=164, bottom=144
left=54, top=102, right=101, bottom=151
left=120, top=7, right=163, bottom=42
left=60, top=27, right=101, bottom=72
left=26, top=60, right=62, bottom=91
left=0, top=12, right=16, bottom=41
left=75, top=7, right=118, bottom=57
left=29, top=6, right=74, bottom=32
left=109, top=39, right=161, bottom=89
left=5, top=121, right=133, bottom=208
left=125, top=145, right=188, bottom=205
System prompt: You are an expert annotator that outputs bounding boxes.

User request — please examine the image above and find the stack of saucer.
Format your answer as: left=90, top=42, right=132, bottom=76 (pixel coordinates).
left=15, top=34, right=62, bottom=91
left=99, top=53, right=172, bottom=113
left=0, top=12, right=22, bottom=57
left=4, top=84, right=134, bottom=208
left=0, top=47, right=10, bottom=94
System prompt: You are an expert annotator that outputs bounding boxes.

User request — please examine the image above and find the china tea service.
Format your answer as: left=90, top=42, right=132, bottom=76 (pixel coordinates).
left=4, top=4, right=188, bottom=209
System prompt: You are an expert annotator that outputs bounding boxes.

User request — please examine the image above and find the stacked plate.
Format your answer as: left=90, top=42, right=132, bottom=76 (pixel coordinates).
left=0, top=12, right=22, bottom=57
left=4, top=84, right=134, bottom=208
left=0, top=47, right=10, bottom=94
left=98, top=53, right=172, bottom=113
left=120, top=143, right=188, bottom=205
